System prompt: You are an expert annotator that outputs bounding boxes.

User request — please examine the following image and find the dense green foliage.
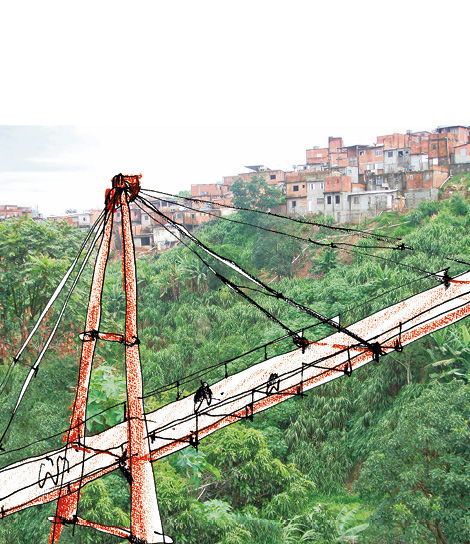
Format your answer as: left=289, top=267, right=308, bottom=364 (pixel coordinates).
left=1, top=187, right=470, bottom=543
left=356, top=382, right=470, bottom=543
left=0, top=218, right=86, bottom=366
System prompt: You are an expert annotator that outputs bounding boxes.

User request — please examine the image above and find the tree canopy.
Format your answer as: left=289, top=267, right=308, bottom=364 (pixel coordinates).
left=356, top=382, right=470, bottom=544
left=231, top=174, right=283, bottom=212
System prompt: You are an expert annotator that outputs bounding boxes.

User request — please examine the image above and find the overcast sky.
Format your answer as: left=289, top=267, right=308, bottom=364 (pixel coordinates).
left=1, top=0, right=469, bottom=216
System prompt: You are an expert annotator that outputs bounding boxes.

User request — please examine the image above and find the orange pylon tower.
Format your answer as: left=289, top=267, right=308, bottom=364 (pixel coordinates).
left=50, top=174, right=170, bottom=543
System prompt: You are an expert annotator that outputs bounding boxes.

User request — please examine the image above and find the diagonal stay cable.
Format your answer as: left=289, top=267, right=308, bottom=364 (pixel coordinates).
left=141, top=187, right=402, bottom=243
left=141, top=190, right=467, bottom=278
left=0, top=273, right=453, bottom=499
left=140, top=191, right=447, bottom=281
left=145, top=283, right=470, bottom=442
left=140, top=189, right=406, bottom=252
left=134, top=198, right=300, bottom=340
left=0, top=210, right=106, bottom=399
left=138, top=195, right=375, bottom=350
left=13, top=209, right=106, bottom=364
left=140, top=267, right=437, bottom=401
left=335, top=243, right=447, bottom=280
left=0, top=211, right=107, bottom=449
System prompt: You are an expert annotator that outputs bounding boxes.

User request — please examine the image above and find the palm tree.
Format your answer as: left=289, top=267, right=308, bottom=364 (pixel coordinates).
left=334, top=506, right=369, bottom=543
left=177, top=254, right=208, bottom=294
left=311, top=248, right=337, bottom=276
left=426, top=324, right=470, bottom=382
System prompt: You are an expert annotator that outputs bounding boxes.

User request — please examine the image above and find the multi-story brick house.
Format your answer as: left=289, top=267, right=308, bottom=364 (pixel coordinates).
left=48, top=210, right=102, bottom=228
left=191, top=183, right=229, bottom=201
left=285, top=170, right=307, bottom=215
left=382, top=147, right=411, bottom=174
left=306, top=147, right=329, bottom=170
left=0, top=205, right=35, bottom=221
left=287, top=124, right=470, bottom=223
left=408, top=126, right=469, bottom=167
left=306, top=174, right=327, bottom=215
left=453, top=143, right=470, bottom=164
left=405, top=168, right=449, bottom=191
left=323, top=175, right=352, bottom=221
left=377, top=132, right=410, bottom=149
left=223, top=166, right=287, bottom=188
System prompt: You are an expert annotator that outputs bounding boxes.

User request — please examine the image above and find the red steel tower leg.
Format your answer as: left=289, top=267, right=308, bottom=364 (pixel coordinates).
left=50, top=206, right=114, bottom=543
left=120, top=187, right=167, bottom=543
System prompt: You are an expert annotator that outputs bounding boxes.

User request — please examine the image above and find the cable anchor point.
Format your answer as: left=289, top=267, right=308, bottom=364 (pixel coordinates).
left=441, top=268, right=452, bottom=289
left=293, top=335, right=311, bottom=354
left=106, top=173, right=142, bottom=210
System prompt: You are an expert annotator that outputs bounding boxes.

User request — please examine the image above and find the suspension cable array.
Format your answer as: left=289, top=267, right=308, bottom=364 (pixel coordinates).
left=141, top=187, right=401, bottom=242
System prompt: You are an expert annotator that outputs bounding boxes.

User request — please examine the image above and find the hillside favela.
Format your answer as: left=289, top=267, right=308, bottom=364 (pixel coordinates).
left=1, top=124, right=470, bottom=544
left=3, top=124, right=470, bottom=248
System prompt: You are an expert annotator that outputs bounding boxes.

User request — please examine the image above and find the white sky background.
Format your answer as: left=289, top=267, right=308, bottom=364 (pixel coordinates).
left=0, top=0, right=469, bottom=216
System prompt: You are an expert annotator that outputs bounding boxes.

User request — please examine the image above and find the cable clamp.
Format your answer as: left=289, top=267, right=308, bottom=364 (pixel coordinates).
left=396, top=243, right=413, bottom=251
left=120, top=335, right=140, bottom=347
left=58, top=515, right=78, bottom=526
left=441, top=268, right=451, bottom=289
left=80, top=330, right=99, bottom=342
left=293, top=335, right=311, bottom=354
left=244, top=403, right=254, bottom=421
left=118, top=449, right=133, bottom=485
left=189, top=432, right=199, bottom=449
left=296, top=384, right=307, bottom=397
